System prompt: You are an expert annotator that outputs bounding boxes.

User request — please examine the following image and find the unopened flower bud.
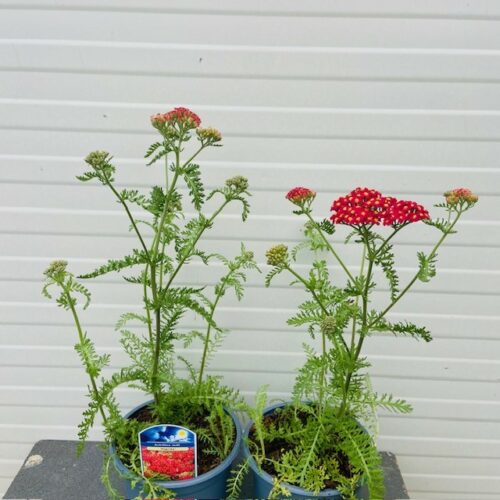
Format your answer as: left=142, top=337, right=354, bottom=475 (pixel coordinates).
left=286, top=187, right=316, bottom=205
left=444, top=188, right=478, bottom=206
left=197, top=127, right=222, bottom=143
left=85, top=150, right=111, bottom=168
left=225, top=176, right=249, bottom=193
left=320, top=316, right=337, bottom=336
left=44, top=260, right=68, bottom=280
left=266, top=244, right=289, bottom=267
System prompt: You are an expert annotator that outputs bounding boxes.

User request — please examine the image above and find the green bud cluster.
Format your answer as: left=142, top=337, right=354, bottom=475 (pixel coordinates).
left=225, top=176, right=249, bottom=194
left=266, top=244, right=289, bottom=267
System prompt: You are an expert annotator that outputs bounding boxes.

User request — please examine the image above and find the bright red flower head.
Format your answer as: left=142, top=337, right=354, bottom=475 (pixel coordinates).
left=383, top=199, right=430, bottom=225
left=330, top=187, right=392, bottom=225
left=330, top=187, right=429, bottom=226
left=286, top=187, right=316, bottom=205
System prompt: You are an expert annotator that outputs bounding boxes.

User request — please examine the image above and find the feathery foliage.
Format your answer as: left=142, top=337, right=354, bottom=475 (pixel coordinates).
left=42, top=108, right=256, bottom=498
left=249, top=187, right=477, bottom=498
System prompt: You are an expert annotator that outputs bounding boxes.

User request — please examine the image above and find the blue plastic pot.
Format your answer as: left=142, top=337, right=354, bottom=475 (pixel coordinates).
left=242, top=401, right=363, bottom=500
left=110, top=400, right=242, bottom=499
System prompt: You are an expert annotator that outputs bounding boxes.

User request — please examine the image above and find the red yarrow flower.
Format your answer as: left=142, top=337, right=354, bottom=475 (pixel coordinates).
left=151, top=107, right=201, bottom=129
left=286, top=187, right=316, bottom=205
left=330, top=187, right=429, bottom=226
left=383, top=199, right=430, bottom=225
left=444, top=188, right=478, bottom=205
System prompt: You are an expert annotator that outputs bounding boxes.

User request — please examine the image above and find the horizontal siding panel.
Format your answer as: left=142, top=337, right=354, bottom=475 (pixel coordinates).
left=1, top=156, right=499, bottom=195
left=2, top=184, right=498, bottom=222
left=0, top=209, right=496, bottom=248
left=1, top=255, right=500, bottom=295
left=4, top=41, right=500, bottom=82
left=412, top=494, right=500, bottom=500
left=6, top=99, right=500, bottom=142
left=1, top=347, right=499, bottom=385
left=0, top=367, right=498, bottom=401
left=1, top=234, right=498, bottom=275
left=7, top=71, right=500, bottom=111
left=1, top=386, right=499, bottom=422
left=4, top=129, right=500, bottom=167
left=3, top=11, right=500, bottom=49
left=398, top=455, right=500, bottom=477
left=379, top=435, right=500, bottom=459
left=3, top=0, right=500, bottom=20
left=404, top=473, right=500, bottom=494
left=0, top=301, right=498, bottom=340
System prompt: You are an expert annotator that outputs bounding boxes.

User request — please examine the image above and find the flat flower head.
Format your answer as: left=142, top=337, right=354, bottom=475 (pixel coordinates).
left=330, top=187, right=388, bottom=225
left=266, top=244, right=289, bottom=267
left=444, top=188, right=479, bottom=206
left=286, top=187, right=316, bottom=206
left=163, top=107, right=201, bottom=128
left=384, top=199, right=430, bottom=225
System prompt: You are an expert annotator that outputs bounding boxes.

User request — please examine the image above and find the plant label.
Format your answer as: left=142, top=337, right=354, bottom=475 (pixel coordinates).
left=139, top=424, right=197, bottom=480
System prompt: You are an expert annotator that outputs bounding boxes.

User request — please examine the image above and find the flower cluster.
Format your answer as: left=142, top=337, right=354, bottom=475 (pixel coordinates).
left=197, top=126, right=222, bottom=144
left=384, top=199, right=430, bottom=225
left=266, top=244, right=289, bottom=266
left=444, top=188, right=479, bottom=206
left=43, top=260, right=68, bottom=281
left=84, top=150, right=111, bottom=168
left=225, top=175, right=249, bottom=193
left=142, top=448, right=195, bottom=480
left=151, top=107, right=201, bottom=129
left=286, top=187, right=316, bottom=206
left=329, top=187, right=429, bottom=226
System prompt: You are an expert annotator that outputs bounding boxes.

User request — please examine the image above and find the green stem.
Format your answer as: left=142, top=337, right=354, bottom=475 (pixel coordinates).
left=103, top=177, right=150, bottom=262
left=350, top=244, right=367, bottom=351
left=285, top=265, right=348, bottom=350
left=64, top=288, right=107, bottom=424
left=304, top=212, right=355, bottom=284
left=367, top=212, right=461, bottom=331
left=197, top=272, right=231, bottom=389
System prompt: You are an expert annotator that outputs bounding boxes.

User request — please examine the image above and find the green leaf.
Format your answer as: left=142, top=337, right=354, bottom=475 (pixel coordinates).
left=374, top=244, right=399, bottom=301
left=417, top=251, right=437, bottom=283
left=180, top=163, right=205, bottom=210
left=373, top=318, right=433, bottom=342
left=78, top=250, right=148, bottom=279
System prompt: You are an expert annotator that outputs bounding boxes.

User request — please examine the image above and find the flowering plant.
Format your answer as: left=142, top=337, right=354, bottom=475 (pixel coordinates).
left=42, top=107, right=257, bottom=498
left=240, top=186, right=477, bottom=499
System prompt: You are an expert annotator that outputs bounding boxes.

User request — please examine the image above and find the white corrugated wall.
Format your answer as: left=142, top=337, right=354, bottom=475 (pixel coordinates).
left=1, top=1, right=500, bottom=498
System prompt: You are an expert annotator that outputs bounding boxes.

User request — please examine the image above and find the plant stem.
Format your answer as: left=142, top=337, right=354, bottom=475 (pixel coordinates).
left=197, top=272, right=231, bottom=390
left=350, top=244, right=367, bottom=351
left=64, top=288, right=107, bottom=424
left=103, top=177, right=150, bottom=261
left=304, top=212, right=355, bottom=284
left=366, top=212, right=461, bottom=331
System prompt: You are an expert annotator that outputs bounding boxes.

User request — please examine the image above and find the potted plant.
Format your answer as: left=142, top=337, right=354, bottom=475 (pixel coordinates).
left=234, top=186, right=478, bottom=500
left=42, top=107, right=258, bottom=499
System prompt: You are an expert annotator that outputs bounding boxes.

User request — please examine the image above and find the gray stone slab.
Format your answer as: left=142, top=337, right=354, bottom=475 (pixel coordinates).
left=4, top=440, right=409, bottom=499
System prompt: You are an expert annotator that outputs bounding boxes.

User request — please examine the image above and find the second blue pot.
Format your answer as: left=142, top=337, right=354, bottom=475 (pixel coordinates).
left=242, top=401, right=363, bottom=500
left=110, top=400, right=242, bottom=499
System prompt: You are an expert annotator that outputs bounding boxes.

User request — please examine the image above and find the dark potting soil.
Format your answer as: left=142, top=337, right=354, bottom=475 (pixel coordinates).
left=126, top=405, right=233, bottom=476
left=250, top=409, right=353, bottom=490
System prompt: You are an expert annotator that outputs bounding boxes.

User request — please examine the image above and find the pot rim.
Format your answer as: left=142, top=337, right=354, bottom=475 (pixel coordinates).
left=242, top=400, right=355, bottom=498
left=109, top=399, right=242, bottom=489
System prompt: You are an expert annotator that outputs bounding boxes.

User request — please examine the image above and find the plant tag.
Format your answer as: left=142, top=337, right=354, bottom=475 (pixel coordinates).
left=139, top=425, right=197, bottom=480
